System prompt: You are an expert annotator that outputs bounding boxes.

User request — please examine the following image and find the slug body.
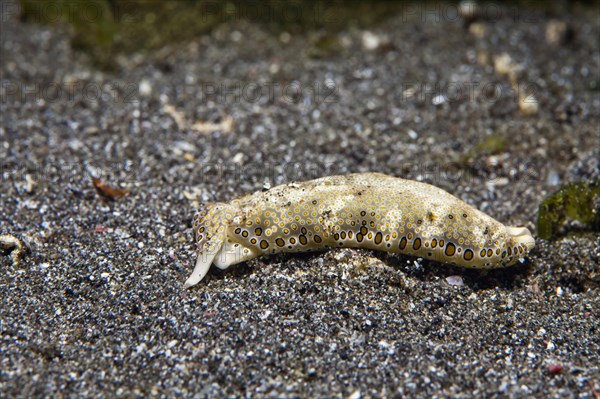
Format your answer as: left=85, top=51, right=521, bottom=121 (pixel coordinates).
left=186, top=173, right=535, bottom=287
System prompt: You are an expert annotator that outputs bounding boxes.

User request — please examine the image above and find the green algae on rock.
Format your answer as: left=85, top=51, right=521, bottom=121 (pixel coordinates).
left=537, top=180, right=600, bottom=240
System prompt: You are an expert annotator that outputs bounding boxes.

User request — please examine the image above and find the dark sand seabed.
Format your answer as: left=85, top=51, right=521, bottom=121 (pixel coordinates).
left=1, top=1, right=599, bottom=398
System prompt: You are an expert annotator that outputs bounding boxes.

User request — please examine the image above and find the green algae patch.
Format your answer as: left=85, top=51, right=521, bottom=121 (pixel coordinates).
left=20, top=0, right=223, bottom=70
left=19, top=0, right=406, bottom=70
left=308, top=34, right=344, bottom=59
left=473, top=136, right=508, bottom=156
left=537, top=180, right=600, bottom=240
left=455, top=135, right=508, bottom=169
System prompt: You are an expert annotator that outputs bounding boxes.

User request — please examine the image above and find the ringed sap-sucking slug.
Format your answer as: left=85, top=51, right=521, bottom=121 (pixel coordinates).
left=185, top=173, right=535, bottom=287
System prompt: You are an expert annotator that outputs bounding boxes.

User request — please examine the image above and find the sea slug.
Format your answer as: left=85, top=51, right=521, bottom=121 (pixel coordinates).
left=185, top=173, right=535, bottom=287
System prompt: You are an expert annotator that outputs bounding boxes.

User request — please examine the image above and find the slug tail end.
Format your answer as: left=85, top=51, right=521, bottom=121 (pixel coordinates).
left=501, top=226, right=536, bottom=267
left=506, top=226, right=535, bottom=253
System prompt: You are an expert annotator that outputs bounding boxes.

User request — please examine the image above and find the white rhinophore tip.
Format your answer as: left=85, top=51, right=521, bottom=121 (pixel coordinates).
left=184, top=251, right=217, bottom=288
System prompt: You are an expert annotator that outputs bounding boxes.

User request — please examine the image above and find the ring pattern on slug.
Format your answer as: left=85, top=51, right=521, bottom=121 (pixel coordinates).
left=185, top=173, right=535, bottom=287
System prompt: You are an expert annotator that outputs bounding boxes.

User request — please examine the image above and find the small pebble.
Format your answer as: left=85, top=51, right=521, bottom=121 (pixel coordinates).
left=348, top=390, right=361, bottom=399
left=547, top=363, right=564, bottom=375
left=446, top=275, right=465, bottom=286
left=546, top=171, right=561, bottom=186
left=459, top=0, right=478, bottom=19
left=494, top=53, right=516, bottom=76
left=139, top=79, right=152, bottom=97
left=545, top=20, right=568, bottom=45
left=432, top=95, right=446, bottom=105
left=519, top=92, right=539, bottom=116
left=362, top=31, right=381, bottom=51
